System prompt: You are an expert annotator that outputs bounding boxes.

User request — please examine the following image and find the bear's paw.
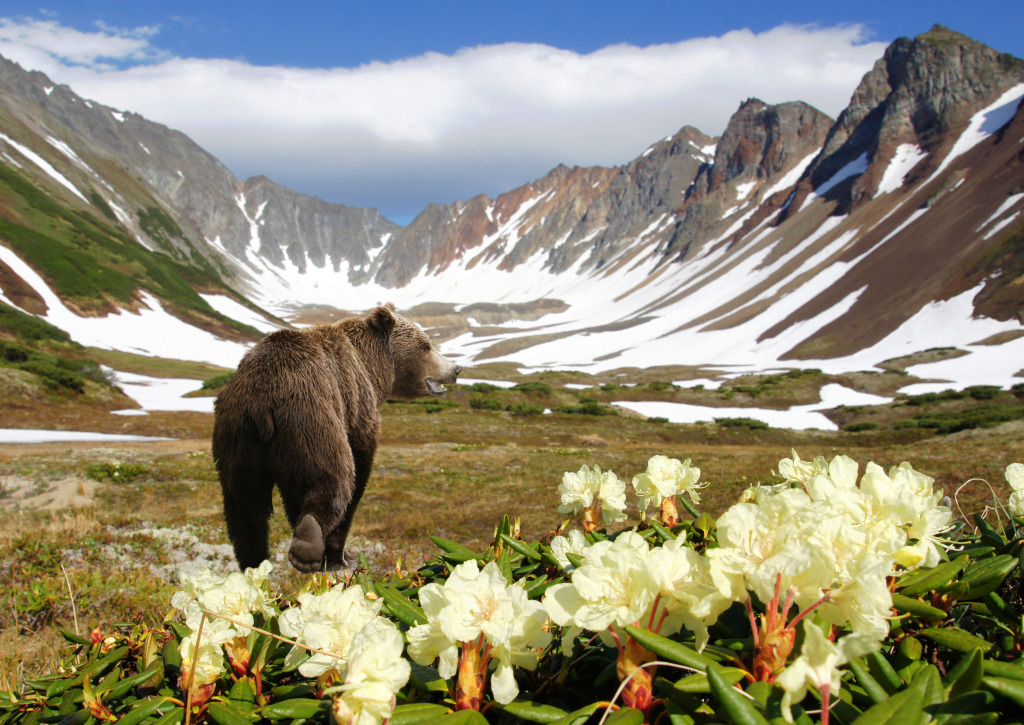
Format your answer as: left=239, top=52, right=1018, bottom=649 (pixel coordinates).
left=288, top=514, right=326, bottom=572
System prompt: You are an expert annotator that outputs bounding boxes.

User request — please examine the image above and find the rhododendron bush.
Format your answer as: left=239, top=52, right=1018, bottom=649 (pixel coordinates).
left=5, top=452, right=1024, bottom=724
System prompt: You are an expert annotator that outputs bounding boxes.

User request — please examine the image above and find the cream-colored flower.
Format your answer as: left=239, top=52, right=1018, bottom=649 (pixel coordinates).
left=550, top=529, right=589, bottom=570
left=776, top=622, right=877, bottom=722
left=632, top=455, right=706, bottom=512
left=543, top=531, right=657, bottom=633
left=331, top=619, right=410, bottom=725
left=406, top=561, right=550, bottom=704
left=278, top=584, right=383, bottom=678
left=558, top=465, right=628, bottom=526
left=1006, top=463, right=1024, bottom=516
left=178, top=626, right=233, bottom=687
left=172, top=560, right=276, bottom=631
left=646, top=538, right=731, bottom=650
left=777, top=450, right=828, bottom=487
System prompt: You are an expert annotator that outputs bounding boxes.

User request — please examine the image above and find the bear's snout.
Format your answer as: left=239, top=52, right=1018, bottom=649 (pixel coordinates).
left=424, top=360, right=461, bottom=396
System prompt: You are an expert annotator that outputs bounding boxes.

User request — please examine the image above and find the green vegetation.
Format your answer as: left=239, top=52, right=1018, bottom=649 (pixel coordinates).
left=0, top=304, right=71, bottom=344
left=0, top=338, right=106, bottom=393
left=714, top=416, right=770, bottom=430
left=0, top=161, right=258, bottom=340
left=201, top=372, right=235, bottom=390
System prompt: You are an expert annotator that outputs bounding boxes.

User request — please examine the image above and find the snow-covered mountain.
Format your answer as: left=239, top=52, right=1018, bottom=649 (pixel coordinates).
left=0, top=25, right=1023, bottom=388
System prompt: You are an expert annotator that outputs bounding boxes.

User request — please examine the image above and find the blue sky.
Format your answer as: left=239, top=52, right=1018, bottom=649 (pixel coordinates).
left=1, top=1, right=1021, bottom=223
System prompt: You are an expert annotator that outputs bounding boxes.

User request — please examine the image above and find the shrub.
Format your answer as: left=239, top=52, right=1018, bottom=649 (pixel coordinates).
left=469, top=396, right=504, bottom=411
left=845, top=422, right=879, bottom=432
left=511, top=381, right=552, bottom=395
left=84, top=461, right=148, bottom=483
left=465, top=382, right=499, bottom=393
left=201, top=371, right=235, bottom=390
left=647, top=380, right=677, bottom=392
left=506, top=402, right=544, bottom=416
left=715, top=416, right=769, bottom=430
left=556, top=400, right=614, bottom=416
left=966, top=385, right=1001, bottom=400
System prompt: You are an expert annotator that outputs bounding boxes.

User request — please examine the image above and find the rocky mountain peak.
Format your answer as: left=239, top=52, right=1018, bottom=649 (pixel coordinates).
left=792, top=26, right=1024, bottom=212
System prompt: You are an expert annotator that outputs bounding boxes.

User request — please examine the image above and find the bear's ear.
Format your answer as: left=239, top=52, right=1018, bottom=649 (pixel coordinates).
left=366, top=304, right=396, bottom=335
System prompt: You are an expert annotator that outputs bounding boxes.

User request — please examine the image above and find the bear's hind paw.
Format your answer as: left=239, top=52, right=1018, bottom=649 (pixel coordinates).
left=288, top=514, right=326, bottom=572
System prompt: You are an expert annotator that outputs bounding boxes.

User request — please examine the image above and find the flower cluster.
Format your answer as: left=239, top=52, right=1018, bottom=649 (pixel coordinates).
left=170, top=561, right=276, bottom=697
left=557, top=464, right=628, bottom=531
left=161, top=453, right=1024, bottom=725
left=407, top=560, right=551, bottom=707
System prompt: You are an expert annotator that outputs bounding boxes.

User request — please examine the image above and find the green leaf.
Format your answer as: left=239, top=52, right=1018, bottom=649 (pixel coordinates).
left=973, top=513, right=1007, bottom=547
left=259, top=698, right=329, bottom=720
left=111, top=697, right=172, bottom=725
left=550, top=702, right=606, bottom=725
left=526, top=576, right=563, bottom=599
left=227, top=678, right=256, bottom=712
left=867, top=651, right=903, bottom=694
left=981, top=676, right=1024, bottom=707
left=850, top=674, right=928, bottom=725
left=671, top=668, right=747, bottom=693
left=623, top=626, right=718, bottom=671
left=892, top=593, right=948, bottom=620
left=102, top=664, right=163, bottom=701
left=494, top=513, right=511, bottom=551
left=379, top=583, right=429, bottom=627
left=430, top=536, right=480, bottom=560
left=423, top=710, right=489, bottom=725
left=565, top=552, right=587, bottom=569
left=152, top=706, right=184, bottom=725
left=920, top=628, right=994, bottom=654
left=898, top=555, right=969, bottom=596
left=409, top=662, right=450, bottom=693
left=500, top=534, right=543, bottom=561
left=981, top=658, right=1024, bottom=681
left=981, top=590, right=1020, bottom=629
left=388, top=702, right=451, bottom=724
left=943, top=650, right=983, bottom=698
left=911, top=665, right=943, bottom=708
left=650, top=520, right=676, bottom=541
left=707, top=663, right=769, bottom=725
left=496, top=548, right=514, bottom=583
left=60, top=629, right=92, bottom=646
left=606, top=708, right=644, bottom=725
left=206, top=701, right=257, bottom=725
left=952, top=555, right=1019, bottom=601
left=494, top=699, right=570, bottom=723
left=849, top=658, right=890, bottom=705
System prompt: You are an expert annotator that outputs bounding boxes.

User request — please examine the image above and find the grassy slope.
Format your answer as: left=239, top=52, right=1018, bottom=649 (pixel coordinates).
left=2, top=369, right=1024, bottom=683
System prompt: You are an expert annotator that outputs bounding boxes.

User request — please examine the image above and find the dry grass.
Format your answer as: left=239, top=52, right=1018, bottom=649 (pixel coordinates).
left=1, top=386, right=1023, bottom=685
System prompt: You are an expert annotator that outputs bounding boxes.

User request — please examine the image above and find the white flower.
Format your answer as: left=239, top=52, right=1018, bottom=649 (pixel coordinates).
left=632, top=455, right=706, bottom=513
left=543, top=531, right=657, bottom=633
left=645, top=538, right=731, bottom=650
left=558, top=465, right=628, bottom=526
left=172, top=560, right=276, bottom=631
left=550, top=529, right=589, bottom=570
left=331, top=619, right=410, bottom=725
left=178, top=626, right=233, bottom=687
left=777, top=450, right=828, bottom=487
left=406, top=561, right=550, bottom=704
left=776, top=622, right=878, bottom=722
left=278, top=584, right=383, bottom=678
left=1006, top=463, right=1024, bottom=516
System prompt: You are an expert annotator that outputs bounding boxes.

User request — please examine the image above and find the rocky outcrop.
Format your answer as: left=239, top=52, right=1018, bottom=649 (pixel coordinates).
left=788, top=25, right=1024, bottom=215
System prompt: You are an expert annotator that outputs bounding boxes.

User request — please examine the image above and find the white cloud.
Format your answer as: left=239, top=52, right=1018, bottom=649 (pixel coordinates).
left=0, top=18, right=886, bottom=219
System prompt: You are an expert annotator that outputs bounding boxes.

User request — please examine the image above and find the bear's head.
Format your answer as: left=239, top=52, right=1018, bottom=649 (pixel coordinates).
left=367, top=303, right=462, bottom=400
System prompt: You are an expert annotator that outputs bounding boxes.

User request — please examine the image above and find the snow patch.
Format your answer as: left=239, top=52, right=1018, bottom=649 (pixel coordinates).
left=929, top=83, right=1024, bottom=182
left=735, top=181, right=756, bottom=201
left=800, top=153, right=869, bottom=212
left=0, top=132, right=88, bottom=203
left=875, top=144, right=927, bottom=197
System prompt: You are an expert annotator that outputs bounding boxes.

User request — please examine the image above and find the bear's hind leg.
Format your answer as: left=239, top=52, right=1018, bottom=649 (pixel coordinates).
left=323, top=442, right=375, bottom=571
left=221, top=469, right=273, bottom=571
left=279, top=457, right=355, bottom=573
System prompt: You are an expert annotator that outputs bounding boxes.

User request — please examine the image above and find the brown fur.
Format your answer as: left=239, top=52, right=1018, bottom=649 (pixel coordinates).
left=212, top=303, right=460, bottom=572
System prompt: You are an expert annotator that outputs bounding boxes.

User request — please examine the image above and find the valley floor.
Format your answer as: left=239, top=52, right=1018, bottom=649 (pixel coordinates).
left=1, top=399, right=1023, bottom=684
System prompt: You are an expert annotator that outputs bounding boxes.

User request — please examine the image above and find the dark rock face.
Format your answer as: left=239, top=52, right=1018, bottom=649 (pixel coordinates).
left=664, top=99, right=834, bottom=260
left=791, top=25, right=1024, bottom=214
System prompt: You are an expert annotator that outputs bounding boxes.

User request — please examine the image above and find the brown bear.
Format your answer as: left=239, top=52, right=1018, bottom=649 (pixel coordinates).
left=212, top=303, right=461, bottom=572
